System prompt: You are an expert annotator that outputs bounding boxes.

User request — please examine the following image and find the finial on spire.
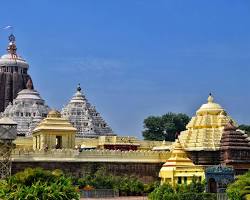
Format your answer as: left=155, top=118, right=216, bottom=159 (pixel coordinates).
left=26, top=79, right=33, bottom=90
left=77, top=83, right=81, bottom=92
left=8, top=34, right=15, bottom=42
left=7, top=33, right=17, bottom=56
left=208, top=93, right=214, bottom=103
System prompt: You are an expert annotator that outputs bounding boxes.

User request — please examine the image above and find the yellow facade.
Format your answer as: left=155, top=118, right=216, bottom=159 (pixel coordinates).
left=32, top=110, right=76, bottom=150
left=179, top=94, right=236, bottom=151
left=159, top=140, right=204, bottom=186
left=14, top=137, right=33, bottom=150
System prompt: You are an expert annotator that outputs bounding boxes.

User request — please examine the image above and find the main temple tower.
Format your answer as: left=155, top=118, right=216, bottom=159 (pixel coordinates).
left=0, top=34, right=32, bottom=112
left=178, top=94, right=236, bottom=165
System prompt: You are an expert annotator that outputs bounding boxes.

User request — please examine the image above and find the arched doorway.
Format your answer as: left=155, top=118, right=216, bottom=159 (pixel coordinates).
left=208, top=178, right=217, bottom=193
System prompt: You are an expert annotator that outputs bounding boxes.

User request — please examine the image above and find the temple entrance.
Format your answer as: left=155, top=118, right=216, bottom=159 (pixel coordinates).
left=56, top=136, right=62, bottom=149
left=208, top=178, right=217, bottom=193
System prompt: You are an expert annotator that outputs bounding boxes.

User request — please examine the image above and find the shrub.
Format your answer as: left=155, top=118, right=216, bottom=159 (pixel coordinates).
left=148, top=183, right=174, bottom=200
left=0, top=168, right=79, bottom=200
left=227, top=171, right=250, bottom=200
left=75, top=167, right=148, bottom=196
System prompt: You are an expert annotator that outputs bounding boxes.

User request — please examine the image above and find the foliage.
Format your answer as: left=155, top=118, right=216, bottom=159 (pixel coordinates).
left=227, top=171, right=250, bottom=200
left=238, top=124, right=250, bottom=136
left=148, top=183, right=174, bottom=200
left=189, top=176, right=206, bottom=193
left=75, top=167, right=153, bottom=196
left=148, top=178, right=215, bottom=200
left=142, top=112, right=190, bottom=141
left=0, top=168, right=79, bottom=200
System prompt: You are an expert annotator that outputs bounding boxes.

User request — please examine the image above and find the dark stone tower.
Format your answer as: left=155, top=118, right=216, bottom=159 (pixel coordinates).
left=0, top=34, right=33, bottom=112
left=220, top=122, right=250, bottom=174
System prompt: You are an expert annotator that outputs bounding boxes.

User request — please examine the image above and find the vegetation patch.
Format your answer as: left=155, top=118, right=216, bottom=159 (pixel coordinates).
left=0, top=168, right=79, bottom=200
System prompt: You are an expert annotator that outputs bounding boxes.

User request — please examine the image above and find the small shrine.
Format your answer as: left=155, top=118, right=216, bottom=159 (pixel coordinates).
left=159, top=139, right=204, bottom=186
left=32, top=110, right=76, bottom=150
left=205, top=165, right=235, bottom=193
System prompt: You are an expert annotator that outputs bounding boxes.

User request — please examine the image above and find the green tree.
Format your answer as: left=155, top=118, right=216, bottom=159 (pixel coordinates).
left=0, top=168, right=79, bottom=200
left=227, top=171, right=250, bottom=200
left=143, top=112, right=190, bottom=141
left=238, top=124, right=250, bottom=136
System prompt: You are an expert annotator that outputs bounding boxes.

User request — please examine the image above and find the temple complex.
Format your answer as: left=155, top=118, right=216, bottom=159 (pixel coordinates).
left=2, top=79, right=50, bottom=136
left=220, top=122, right=250, bottom=174
left=0, top=34, right=33, bottom=112
left=0, top=33, right=249, bottom=187
left=159, top=139, right=204, bottom=186
left=32, top=110, right=76, bottom=150
left=61, top=84, right=114, bottom=138
left=178, top=94, right=236, bottom=165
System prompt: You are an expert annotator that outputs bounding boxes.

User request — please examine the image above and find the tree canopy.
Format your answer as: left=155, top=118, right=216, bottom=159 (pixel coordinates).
left=238, top=124, right=250, bottom=136
left=0, top=168, right=79, bottom=200
left=227, top=171, right=250, bottom=200
left=142, top=112, right=190, bottom=141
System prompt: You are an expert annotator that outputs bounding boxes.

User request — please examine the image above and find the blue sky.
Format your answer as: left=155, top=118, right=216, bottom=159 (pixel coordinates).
left=0, top=0, right=250, bottom=137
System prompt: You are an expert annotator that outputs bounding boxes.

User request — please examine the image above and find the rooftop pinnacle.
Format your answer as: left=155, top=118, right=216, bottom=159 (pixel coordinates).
left=208, top=93, right=214, bottom=103
left=77, top=84, right=81, bottom=92
left=7, top=34, right=17, bottom=56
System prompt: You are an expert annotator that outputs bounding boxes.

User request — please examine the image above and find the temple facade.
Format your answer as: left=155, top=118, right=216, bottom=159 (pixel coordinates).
left=178, top=94, right=236, bottom=165
left=61, top=85, right=114, bottom=138
left=0, top=34, right=33, bottom=112
left=3, top=79, right=50, bottom=136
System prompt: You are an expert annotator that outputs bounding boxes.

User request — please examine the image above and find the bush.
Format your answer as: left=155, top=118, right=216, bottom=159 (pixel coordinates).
left=74, top=167, right=148, bottom=196
left=148, top=183, right=174, bottom=200
left=148, top=178, right=216, bottom=200
left=227, top=171, right=250, bottom=200
left=0, top=168, right=79, bottom=200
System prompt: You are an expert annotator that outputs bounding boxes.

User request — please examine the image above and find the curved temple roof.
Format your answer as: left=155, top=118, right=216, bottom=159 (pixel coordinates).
left=179, top=94, right=236, bottom=151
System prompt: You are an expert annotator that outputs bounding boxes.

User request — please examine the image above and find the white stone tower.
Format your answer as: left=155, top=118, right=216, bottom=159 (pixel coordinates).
left=61, top=84, right=114, bottom=138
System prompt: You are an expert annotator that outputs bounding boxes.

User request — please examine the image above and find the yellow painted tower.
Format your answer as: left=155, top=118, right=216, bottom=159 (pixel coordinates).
left=159, top=139, right=204, bottom=186
left=178, top=94, right=236, bottom=164
left=32, top=110, right=76, bottom=150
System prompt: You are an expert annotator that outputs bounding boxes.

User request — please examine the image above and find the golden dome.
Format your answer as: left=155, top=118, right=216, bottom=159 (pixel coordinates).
left=48, top=110, right=61, bottom=118
left=179, top=94, right=236, bottom=151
